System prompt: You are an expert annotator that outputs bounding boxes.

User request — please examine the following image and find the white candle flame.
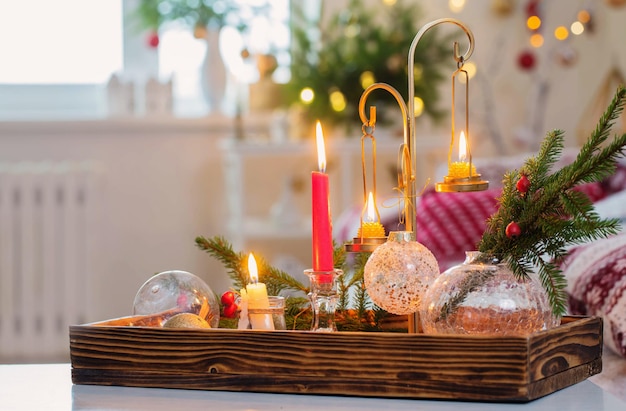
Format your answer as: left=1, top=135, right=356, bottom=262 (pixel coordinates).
left=248, top=253, right=259, bottom=284
left=316, top=121, right=326, bottom=173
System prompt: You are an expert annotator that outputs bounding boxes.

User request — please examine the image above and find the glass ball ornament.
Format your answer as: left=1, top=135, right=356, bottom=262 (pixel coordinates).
left=419, top=252, right=559, bottom=336
left=363, top=231, right=439, bottom=315
left=133, top=270, right=220, bottom=328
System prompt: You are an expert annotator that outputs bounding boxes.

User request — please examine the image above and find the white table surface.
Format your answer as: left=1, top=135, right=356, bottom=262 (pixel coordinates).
left=1, top=363, right=624, bottom=411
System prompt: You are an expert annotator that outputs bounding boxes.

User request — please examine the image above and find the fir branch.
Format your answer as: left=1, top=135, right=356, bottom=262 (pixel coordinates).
left=477, top=85, right=626, bottom=316
left=195, top=235, right=307, bottom=295
left=195, top=236, right=248, bottom=290
left=336, top=249, right=370, bottom=311
left=437, top=268, right=496, bottom=322
left=262, top=264, right=308, bottom=296
left=353, top=277, right=370, bottom=320
left=577, top=85, right=626, bottom=163
left=196, top=235, right=386, bottom=329
left=531, top=129, right=565, bottom=180
left=528, top=252, right=568, bottom=316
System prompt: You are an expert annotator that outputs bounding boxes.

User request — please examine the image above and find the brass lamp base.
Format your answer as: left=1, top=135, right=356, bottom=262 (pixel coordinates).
left=345, top=236, right=387, bottom=253
left=435, top=174, right=489, bottom=192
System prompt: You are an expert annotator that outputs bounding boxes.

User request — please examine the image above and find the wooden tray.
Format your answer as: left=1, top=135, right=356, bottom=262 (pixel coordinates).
left=69, top=315, right=603, bottom=402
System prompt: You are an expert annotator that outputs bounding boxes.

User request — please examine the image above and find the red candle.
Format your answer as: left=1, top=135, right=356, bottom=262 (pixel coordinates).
left=312, top=121, right=334, bottom=272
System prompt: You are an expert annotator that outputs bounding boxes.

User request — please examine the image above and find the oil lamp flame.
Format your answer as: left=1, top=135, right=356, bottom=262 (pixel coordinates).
left=366, top=191, right=376, bottom=222
left=459, top=131, right=468, bottom=162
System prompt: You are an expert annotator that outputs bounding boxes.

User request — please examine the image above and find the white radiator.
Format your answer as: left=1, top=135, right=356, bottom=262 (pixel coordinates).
left=0, top=162, right=98, bottom=361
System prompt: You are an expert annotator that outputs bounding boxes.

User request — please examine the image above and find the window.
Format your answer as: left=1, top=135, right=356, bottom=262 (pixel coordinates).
left=158, top=0, right=291, bottom=117
left=0, top=0, right=123, bottom=119
left=0, top=0, right=123, bottom=84
left=0, top=0, right=293, bottom=120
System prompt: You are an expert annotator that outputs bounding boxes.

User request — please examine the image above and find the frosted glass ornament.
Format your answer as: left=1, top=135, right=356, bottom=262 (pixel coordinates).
left=420, top=252, right=559, bottom=336
left=133, top=270, right=220, bottom=328
left=364, top=231, right=439, bottom=315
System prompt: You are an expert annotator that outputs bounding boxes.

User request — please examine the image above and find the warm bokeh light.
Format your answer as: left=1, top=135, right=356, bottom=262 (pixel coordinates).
left=413, top=96, right=424, bottom=117
left=360, top=71, right=376, bottom=89
left=383, top=0, right=397, bottom=5
left=329, top=89, right=347, bottom=112
left=554, top=26, right=569, bottom=40
left=527, top=16, right=541, bottom=30
left=530, top=33, right=544, bottom=48
left=344, top=24, right=360, bottom=38
left=457, top=62, right=477, bottom=84
left=300, top=87, right=314, bottom=104
left=413, top=64, right=423, bottom=82
left=465, top=61, right=477, bottom=79
left=571, top=21, right=585, bottom=35
left=448, top=0, right=465, bottom=13
left=578, top=9, right=591, bottom=24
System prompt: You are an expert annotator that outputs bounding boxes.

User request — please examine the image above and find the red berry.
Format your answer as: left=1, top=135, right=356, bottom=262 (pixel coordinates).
left=505, top=221, right=522, bottom=238
left=220, top=290, right=236, bottom=306
left=147, top=31, right=159, bottom=48
left=223, top=303, right=238, bottom=318
left=516, top=174, right=531, bottom=194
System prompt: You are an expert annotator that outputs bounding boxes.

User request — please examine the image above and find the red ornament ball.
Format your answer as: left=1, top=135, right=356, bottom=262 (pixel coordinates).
left=223, top=303, right=238, bottom=318
left=518, top=51, right=536, bottom=70
left=146, top=31, right=159, bottom=48
left=516, top=174, right=531, bottom=194
left=505, top=221, right=522, bottom=238
left=220, top=290, right=236, bottom=306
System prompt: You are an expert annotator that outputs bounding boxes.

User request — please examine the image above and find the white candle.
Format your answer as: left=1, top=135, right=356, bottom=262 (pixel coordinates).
left=237, top=288, right=250, bottom=330
left=246, top=253, right=274, bottom=330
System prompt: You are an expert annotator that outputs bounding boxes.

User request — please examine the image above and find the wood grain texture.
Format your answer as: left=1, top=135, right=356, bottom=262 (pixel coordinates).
left=70, top=316, right=602, bottom=402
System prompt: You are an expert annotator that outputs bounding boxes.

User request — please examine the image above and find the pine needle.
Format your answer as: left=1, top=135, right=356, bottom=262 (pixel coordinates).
left=478, top=85, right=626, bottom=316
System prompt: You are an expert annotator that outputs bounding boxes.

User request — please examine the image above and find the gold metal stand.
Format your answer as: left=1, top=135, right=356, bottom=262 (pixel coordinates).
left=355, top=18, right=489, bottom=333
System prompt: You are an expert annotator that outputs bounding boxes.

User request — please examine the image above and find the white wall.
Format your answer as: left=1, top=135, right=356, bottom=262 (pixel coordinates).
left=0, top=117, right=239, bottom=322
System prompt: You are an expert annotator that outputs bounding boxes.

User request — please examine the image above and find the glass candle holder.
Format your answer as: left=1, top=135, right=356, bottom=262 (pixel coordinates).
left=248, top=296, right=287, bottom=330
left=304, top=269, right=343, bottom=332
left=238, top=295, right=287, bottom=331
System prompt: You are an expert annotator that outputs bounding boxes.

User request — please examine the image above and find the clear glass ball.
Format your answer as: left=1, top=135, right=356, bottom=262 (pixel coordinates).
left=420, top=252, right=559, bottom=335
left=133, top=270, right=220, bottom=328
left=364, top=231, right=439, bottom=315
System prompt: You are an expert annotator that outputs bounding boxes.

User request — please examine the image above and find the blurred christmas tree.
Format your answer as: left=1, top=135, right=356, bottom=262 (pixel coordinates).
left=285, top=0, right=454, bottom=129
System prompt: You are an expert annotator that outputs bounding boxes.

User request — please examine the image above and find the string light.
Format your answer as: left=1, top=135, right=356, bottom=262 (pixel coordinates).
left=577, top=9, right=591, bottom=24
left=554, top=26, right=569, bottom=40
left=527, top=15, right=541, bottom=30
left=571, top=21, right=584, bottom=35
left=530, top=33, right=544, bottom=48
